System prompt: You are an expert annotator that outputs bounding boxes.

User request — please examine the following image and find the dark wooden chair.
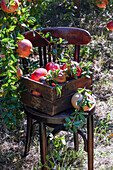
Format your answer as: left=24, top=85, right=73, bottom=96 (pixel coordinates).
left=21, top=27, right=95, bottom=170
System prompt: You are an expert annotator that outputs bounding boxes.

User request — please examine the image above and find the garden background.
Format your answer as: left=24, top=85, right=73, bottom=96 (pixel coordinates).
left=0, top=0, right=113, bottom=169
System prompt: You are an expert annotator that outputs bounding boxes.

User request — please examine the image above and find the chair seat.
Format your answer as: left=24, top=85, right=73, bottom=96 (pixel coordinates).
left=24, top=104, right=95, bottom=125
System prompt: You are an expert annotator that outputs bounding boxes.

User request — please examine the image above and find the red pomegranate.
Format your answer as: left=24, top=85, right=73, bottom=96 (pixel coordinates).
left=16, top=39, right=33, bottom=58
left=107, top=21, right=113, bottom=31
left=45, top=62, right=60, bottom=72
left=53, top=71, right=66, bottom=84
left=62, top=61, right=81, bottom=77
left=1, top=0, right=19, bottom=13
left=31, top=68, right=47, bottom=82
left=32, top=91, right=42, bottom=97
left=97, top=0, right=108, bottom=8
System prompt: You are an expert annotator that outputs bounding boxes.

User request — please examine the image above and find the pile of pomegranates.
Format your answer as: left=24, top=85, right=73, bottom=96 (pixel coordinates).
left=30, top=61, right=82, bottom=96
left=30, top=61, right=82, bottom=85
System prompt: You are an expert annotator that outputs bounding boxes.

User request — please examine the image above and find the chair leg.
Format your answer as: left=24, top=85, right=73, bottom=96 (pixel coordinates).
left=73, top=132, right=79, bottom=151
left=87, top=115, right=94, bottom=170
left=39, top=122, right=48, bottom=170
left=24, top=115, right=32, bottom=157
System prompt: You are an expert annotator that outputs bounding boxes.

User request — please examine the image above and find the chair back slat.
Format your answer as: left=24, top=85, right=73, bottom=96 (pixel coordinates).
left=74, top=45, right=80, bottom=62
left=48, top=45, right=52, bottom=62
left=43, top=46, right=47, bottom=67
left=38, top=47, right=43, bottom=67
left=23, top=27, right=90, bottom=47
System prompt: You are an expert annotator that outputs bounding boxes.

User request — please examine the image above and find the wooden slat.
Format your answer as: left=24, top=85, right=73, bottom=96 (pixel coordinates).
left=38, top=47, right=43, bottom=67
left=22, top=58, right=29, bottom=74
left=43, top=46, right=47, bottom=67
left=74, top=45, right=80, bottom=62
left=48, top=45, right=51, bottom=62
left=21, top=76, right=54, bottom=101
left=23, top=27, right=91, bottom=47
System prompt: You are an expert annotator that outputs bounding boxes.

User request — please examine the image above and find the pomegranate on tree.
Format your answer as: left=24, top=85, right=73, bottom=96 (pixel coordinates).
left=16, top=39, right=33, bottom=58
left=96, top=0, right=108, bottom=8
left=45, top=62, right=60, bottom=72
left=107, top=21, right=113, bottom=31
left=31, top=68, right=47, bottom=82
left=1, top=0, right=19, bottom=13
left=16, top=67, right=23, bottom=79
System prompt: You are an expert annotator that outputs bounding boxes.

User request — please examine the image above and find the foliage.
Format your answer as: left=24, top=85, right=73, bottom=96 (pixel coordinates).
left=0, top=0, right=47, bottom=128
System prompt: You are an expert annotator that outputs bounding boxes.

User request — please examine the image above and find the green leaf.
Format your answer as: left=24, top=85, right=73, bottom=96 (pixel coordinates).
left=59, top=37, right=63, bottom=43
left=10, top=54, right=17, bottom=62
left=79, top=113, right=86, bottom=122
left=45, top=32, right=50, bottom=38
left=49, top=160, right=54, bottom=168
left=9, top=25, right=16, bottom=31
left=87, top=102, right=92, bottom=108
left=59, top=58, right=68, bottom=62
left=7, top=70, right=12, bottom=77
left=2, top=38, right=9, bottom=43
left=46, top=155, right=49, bottom=160
left=65, top=117, right=71, bottom=123
left=16, top=33, right=24, bottom=41
left=74, top=120, right=82, bottom=125
left=77, top=88, right=85, bottom=93
left=10, top=65, right=17, bottom=73
left=10, top=85, right=17, bottom=90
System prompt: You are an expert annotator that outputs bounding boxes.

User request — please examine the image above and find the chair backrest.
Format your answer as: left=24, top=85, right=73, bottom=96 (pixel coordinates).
left=22, top=27, right=91, bottom=69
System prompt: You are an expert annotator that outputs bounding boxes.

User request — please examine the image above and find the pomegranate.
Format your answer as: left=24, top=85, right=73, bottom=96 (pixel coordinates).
left=16, top=39, right=33, bottom=58
left=45, top=62, right=60, bottom=72
left=71, top=92, right=83, bottom=109
left=16, top=67, right=23, bottom=79
left=1, top=0, right=19, bottom=13
left=107, top=21, right=113, bottom=31
left=97, top=0, right=108, bottom=8
left=31, top=68, right=47, bottom=82
left=71, top=92, right=95, bottom=111
left=62, top=61, right=81, bottom=77
left=32, top=91, right=42, bottom=97
left=53, top=71, right=66, bottom=84
left=82, top=94, right=95, bottom=111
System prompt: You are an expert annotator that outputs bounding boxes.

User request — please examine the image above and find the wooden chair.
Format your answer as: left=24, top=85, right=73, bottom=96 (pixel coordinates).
left=21, top=27, right=95, bottom=170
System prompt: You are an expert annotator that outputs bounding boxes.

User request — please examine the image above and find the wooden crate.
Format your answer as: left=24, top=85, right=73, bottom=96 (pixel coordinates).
left=20, top=75, right=92, bottom=116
